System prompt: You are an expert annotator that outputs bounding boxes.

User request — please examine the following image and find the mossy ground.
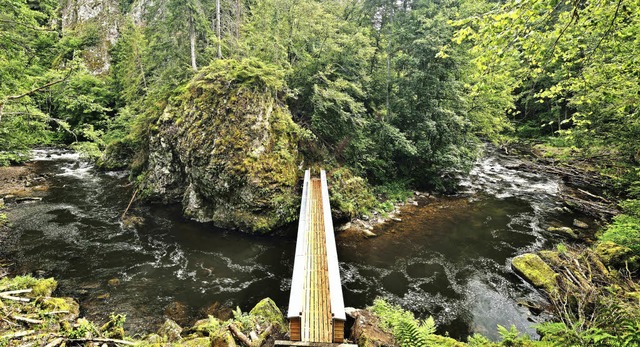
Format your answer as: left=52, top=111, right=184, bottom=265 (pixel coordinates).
left=0, top=275, right=288, bottom=347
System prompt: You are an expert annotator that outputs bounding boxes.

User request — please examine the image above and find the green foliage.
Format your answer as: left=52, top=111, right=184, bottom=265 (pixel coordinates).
left=370, top=298, right=437, bottom=347
left=0, top=213, right=8, bottom=227
left=64, top=318, right=99, bottom=339
left=599, top=213, right=640, bottom=256
left=599, top=199, right=640, bottom=257
left=454, top=0, right=640, bottom=159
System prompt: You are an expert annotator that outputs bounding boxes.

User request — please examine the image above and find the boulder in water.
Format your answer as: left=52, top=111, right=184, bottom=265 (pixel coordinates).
left=511, top=253, right=559, bottom=293
left=143, top=59, right=302, bottom=234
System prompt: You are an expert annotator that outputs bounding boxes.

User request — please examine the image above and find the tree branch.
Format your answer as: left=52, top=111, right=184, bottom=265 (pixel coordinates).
left=0, top=69, right=73, bottom=123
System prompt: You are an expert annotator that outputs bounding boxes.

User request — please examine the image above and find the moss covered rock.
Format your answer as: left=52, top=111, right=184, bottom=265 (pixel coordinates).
left=144, top=59, right=302, bottom=233
left=249, top=297, right=286, bottom=332
left=596, top=241, right=634, bottom=266
left=182, top=337, right=211, bottom=347
left=39, top=297, right=80, bottom=321
left=158, top=319, right=183, bottom=342
left=0, top=275, right=57, bottom=297
left=511, top=253, right=559, bottom=293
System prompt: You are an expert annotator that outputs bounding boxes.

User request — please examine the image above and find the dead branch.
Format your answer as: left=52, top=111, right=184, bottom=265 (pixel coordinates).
left=0, top=69, right=73, bottom=123
left=44, top=337, right=64, bottom=347
left=12, top=315, right=44, bottom=324
left=68, top=337, right=136, bottom=346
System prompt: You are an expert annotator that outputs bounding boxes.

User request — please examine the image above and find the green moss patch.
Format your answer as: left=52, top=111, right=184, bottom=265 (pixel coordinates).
left=511, top=253, right=559, bottom=293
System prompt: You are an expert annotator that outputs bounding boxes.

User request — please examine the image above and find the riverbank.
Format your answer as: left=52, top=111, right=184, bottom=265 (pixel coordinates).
left=0, top=275, right=293, bottom=347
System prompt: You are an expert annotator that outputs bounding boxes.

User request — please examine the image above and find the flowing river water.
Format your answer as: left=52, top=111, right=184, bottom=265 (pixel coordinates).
left=3, top=147, right=591, bottom=341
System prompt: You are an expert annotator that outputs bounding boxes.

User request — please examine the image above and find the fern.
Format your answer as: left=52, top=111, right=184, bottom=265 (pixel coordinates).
left=397, top=320, right=428, bottom=347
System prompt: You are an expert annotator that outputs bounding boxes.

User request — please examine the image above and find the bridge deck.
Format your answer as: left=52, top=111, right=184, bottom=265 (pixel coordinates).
left=287, top=170, right=346, bottom=344
left=301, top=178, right=332, bottom=342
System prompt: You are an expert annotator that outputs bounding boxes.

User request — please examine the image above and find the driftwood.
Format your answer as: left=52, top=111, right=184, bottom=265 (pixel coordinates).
left=0, top=289, right=32, bottom=296
left=44, top=337, right=64, bottom=347
left=560, top=187, right=619, bottom=220
left=228, top=323, right=274, bottom=347
left=0, top=295, right=31, bottom=302
left=42, top=310, right=70, bottom=316
left=11, top=315, right=44, bottom=325
left=121, top=189, right=139, bottom=220
left=68, top=338, right=136, bottom=346
left=0, top=330, right=35, bottom=340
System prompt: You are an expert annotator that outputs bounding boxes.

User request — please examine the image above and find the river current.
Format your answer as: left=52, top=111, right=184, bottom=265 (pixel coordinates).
left=4, top=147, right=588, bottom=340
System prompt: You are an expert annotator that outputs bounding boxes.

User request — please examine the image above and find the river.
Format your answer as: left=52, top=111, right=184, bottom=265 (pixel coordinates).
left=2, top=147, right=590, bottom=341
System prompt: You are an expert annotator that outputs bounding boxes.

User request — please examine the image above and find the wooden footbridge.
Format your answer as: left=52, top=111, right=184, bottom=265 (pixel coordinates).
left=276, top=170, right=355, bottom=346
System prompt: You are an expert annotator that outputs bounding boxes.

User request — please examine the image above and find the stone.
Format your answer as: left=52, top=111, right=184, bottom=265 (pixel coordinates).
left=30, top=277, right=57, bottom=297
left=192, top=316, right=224, bottom=336
left=39, top=297, right=80, bottom=321
left=350, top=309, right=395, bottom=347
left=362, top=229, right=377, bottom=238
left=547, top=226, right=578, bottom=239
left=164, top=301, right=189, bottom=325
left=182, top=337, right=211, bottom=347
left=211, top=331, right=237, bottom=347
left=573, top=219, right=589, bottom=229
left=201, top=301, right=233, bottom=321
left=143, top=60, right=302, bottom=234
left=338, top=222, right=352, bottom=231
left=249, top=297, right=286, bottom=332
left=143, top=333, right=163, bottom=344
left=158, top=319, right=183, bottom=342
left=107, top=278, right=120, bottom=286
left=511, top=253, right=559, bottom=293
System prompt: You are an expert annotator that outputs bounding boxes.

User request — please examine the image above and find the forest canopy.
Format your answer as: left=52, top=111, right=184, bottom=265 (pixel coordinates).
left=1, top=0, right=638, bottom=192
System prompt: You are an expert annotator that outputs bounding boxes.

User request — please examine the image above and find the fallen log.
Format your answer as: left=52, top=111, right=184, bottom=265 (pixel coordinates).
left=12, top=315, right=44, bottom=325
left=68, top=337, right=136, bottom=346
left=228, top=323, right=274, bottom=347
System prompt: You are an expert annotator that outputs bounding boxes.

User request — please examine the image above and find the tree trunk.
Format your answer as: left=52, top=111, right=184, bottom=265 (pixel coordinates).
left=216, top=0, right=222, bottom=58
left=189, top=13, right=198, bottom=71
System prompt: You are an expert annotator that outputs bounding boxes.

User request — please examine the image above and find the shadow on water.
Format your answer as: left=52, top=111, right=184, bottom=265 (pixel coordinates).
left=4, top=147, right=592, bottom=340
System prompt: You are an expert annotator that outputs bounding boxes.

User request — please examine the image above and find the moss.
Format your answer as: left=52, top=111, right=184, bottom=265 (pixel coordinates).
left=180, top=337, right=211, bottom=347
left=39, top=297, right=80, bottom=318
left=596, top=241, right=636, bottom=268
left=191, top=316, right=226, bottom=337
left=427, top=334, right=468, bottom=347
left=157, top=319, right=183, bottom=342
left=328, top=167, right=378, bottom=219
left=547, top=226, right=578, bottom=239
left=146, top=59, right=302, bottom=233
left=511, top=253, right=559, bottom=293
left=0, top=275, right=57, bottom=297
left=248, top=298, right=286, bottom=333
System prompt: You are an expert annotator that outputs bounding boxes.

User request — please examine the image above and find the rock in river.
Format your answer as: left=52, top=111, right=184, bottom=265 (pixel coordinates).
left=143, top=59, right=302, bottom=233
left=511, top=253, right=559, bottom=293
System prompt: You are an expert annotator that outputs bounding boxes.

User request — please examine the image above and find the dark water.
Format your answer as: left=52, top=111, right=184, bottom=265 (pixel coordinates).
left=4, top=148, right=588, bottom=340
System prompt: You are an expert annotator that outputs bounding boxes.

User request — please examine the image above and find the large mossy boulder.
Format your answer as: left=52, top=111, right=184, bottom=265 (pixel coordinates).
left=249, top=297, right=286, bottom=332
left=511, top=253, right=559, bottom=293
left=144, top=59, right=302, bottom=233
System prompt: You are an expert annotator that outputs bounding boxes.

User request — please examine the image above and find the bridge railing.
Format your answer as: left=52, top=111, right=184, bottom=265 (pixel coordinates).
left=320, top=170, right=346, bottom=322
left=287, top=169, right=310, bottom=320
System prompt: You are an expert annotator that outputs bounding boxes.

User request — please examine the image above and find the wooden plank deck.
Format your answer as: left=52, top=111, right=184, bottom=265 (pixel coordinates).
left=287, top=170, right=346, bottom=343
left=301, top=179, right=332, bottom=342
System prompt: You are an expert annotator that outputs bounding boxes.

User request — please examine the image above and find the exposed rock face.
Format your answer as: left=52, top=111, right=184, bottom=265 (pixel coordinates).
left=144, top=59, right=302, bottom=233
left=60, top=0, right=121, bottom=74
